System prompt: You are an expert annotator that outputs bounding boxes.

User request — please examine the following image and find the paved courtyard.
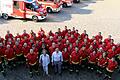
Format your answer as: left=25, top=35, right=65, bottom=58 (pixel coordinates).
left=0, top=0, right=120, bottom=80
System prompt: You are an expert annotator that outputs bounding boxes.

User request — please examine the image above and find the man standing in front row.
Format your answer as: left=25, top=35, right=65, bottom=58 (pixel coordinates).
left=39, top=49, right=50, bottom=76
left=52, top=48, right=63, bottom=75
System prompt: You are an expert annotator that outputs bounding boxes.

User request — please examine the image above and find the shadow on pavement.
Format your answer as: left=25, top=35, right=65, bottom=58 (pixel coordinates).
left=45, top=1, right=93, bottom=22
left=0, top=17, right=9, bottom=25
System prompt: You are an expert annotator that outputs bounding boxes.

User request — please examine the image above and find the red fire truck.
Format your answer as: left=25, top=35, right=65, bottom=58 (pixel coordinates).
left=37, top=0, right=62, bottom=13
left=62, top=0, right=73, bottom=7
left=0, top=0, right=47, bottom=22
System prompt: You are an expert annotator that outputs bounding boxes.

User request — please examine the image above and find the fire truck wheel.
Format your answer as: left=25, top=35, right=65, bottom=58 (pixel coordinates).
left=32, top=16, right=38, bottom=22
left=47, top=8, right=52, bottom=13
left=63, top=3, right=67, bottom=7
left=2, top=13, right=8, bottom=20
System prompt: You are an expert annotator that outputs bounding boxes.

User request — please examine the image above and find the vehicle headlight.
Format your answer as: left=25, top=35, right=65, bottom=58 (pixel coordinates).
left=40, top=12, right=43, bottom=15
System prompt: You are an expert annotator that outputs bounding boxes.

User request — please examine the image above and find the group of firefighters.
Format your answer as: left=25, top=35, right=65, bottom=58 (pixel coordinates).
left=0, top=26, right=120, bottom=80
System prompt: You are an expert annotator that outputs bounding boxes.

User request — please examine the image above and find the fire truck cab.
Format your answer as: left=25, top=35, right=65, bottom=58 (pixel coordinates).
left=62, top=0, right=73, bottom=7
left=37, top=0, right=62, bottom=13
left=0, top=0, right=47, bottom=22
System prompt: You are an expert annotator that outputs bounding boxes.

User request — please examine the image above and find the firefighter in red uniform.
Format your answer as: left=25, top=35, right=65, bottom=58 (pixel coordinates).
left=22, top=43, right=30, bottom=62
left=57, top=41, right=64, bottom=51
left=80, top=39, right=90, bottom=49
left=71, top=27, right=75, bottom=34
left=69, top=47, right=80, bottom=74
left=74, top=30, right=80, bottom=39
left=30, top=30, right=36, bottom=40
left=21, top=36, right=30, bottom=45
left=97, top=52, right=108, bottom=76
left=65, top=29, right=71, bottom=38
left=106, top=39, right=116, bottom=51
left=86, top=45, right=94, bottom=56
left=95, top=32, right=103, bottom=41
left=67, top=43, right=74, bottom=55
left=26, top=49, right=39, bottom=77
left=21, top=30, right=30, bottom=39
left=0, top=43, right=5, bottom=64
left=73, top=40, right=80, bottom=48
left=62, top=48, right=69, bottom=70
left=88, top=51, right=97, bottom=70
left=107, top=46, right=116, bottom=59
left=47, top=36, right=54, bottom=48
left=61, top=26, right=68, bottom=38
left=105, top=58, right=118, bottom=79
left=0, top=43, right=6, bottom=76
left=96, top=48, right=103, bottom=62
left=49, top=42, right=56, bottom=56
left=57, top=28, right=62, bottom=37
left=0, top=36, right=4, bottom=43
left=14, top=41, right=23, bottom=65
left=28, top=39, right=35, bottom=48
left=48, top=30, right=55, bottom=37
left=37, top=29, right=46, bottom=40
left=81, top=30, right=87, bottom=40
left=104, top=35, right=112, bottom=45
left=5, top=30, right=13, bottom=41
left=68, top=34, right=76, bottom=44
left=4, top=45, right=16, bottom=70
left=64, top=40, right=70, bottom=48
left=79, top=46, right=88, bottom=68
left=91, top=40, right=99, bottom=52
left=15, top=33, right=21, bottom=41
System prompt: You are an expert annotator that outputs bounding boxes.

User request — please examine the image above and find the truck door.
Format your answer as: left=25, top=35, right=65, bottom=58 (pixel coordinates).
left=13, top=1, right=25, bottom=18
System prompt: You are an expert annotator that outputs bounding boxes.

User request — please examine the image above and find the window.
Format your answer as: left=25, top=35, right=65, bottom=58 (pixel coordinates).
left=13, top=1, right=19, bottom=9
left=26, top=3, right=33, bottom=10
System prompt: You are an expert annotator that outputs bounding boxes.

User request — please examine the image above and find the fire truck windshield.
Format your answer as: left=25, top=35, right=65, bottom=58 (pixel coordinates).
left=49, top=0, right=60, bottom=3
left=32, top=2, right=39, bottom=9
left=54, top=0, right=60, bottom=3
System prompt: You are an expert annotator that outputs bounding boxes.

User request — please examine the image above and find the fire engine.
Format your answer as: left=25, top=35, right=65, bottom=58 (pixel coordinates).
left=0, top=0, right=47, bottom=22
left=37, top=0, right=62, bottom=13
left=62, top=0, right=73, bottom=7
left=73, top=0, right=80, bottom=3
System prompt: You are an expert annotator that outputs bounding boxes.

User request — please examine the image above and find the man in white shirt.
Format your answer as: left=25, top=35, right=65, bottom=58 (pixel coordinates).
left=39, top=49, right=50, bottom=76
left=51, top=48, right=63, bottom=75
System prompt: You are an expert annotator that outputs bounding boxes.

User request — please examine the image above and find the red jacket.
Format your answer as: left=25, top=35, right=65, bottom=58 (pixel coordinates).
left=5, top=48, right=15, bottom=61
left=74, top=33, right=80, bottom=39
left=107, top=49, right=116, bottom=59
left=79, top=49, right=88, bottom=60
left=96, top=51, right=103, bottom=61
left=95, top=35, right=103, bottom=41
left=26, top=52, right=38, bottom=65
left=106, top=60, right=118, bottom=72
left=49, top=46, right=56, bottom=56
left=70, top=51, right=80, bottom=64
left=14, top=45, right=22, bottom=56
left=88, top=52, right=97, bottom=64
left=15, top=35, right=21, bottom=40
left=0, top=46, right=5, bottom=57
left=0, top=38, right=4, bottom=43
left=5, top=34, right=13, bottom=41
left=68, top=37, right=76, bottom=43
left=98, top=57, right=108, bottom=68
left=22, top=46, right=30, bottom=57
left=86, top=48, right=94, bottom=56
left=21, top=33, right=30, bottom=39
left=62, top=51, right=69, bottom=62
